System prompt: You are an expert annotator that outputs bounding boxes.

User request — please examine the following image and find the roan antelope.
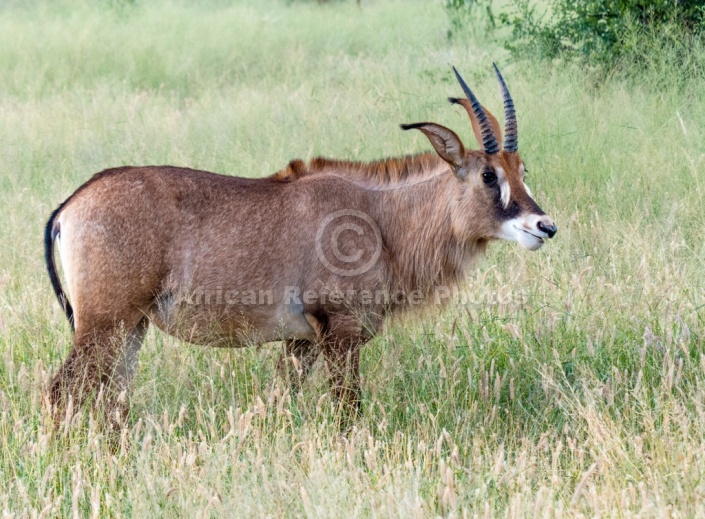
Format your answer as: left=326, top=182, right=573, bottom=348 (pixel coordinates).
left=45, top=65, right=556, bottom=429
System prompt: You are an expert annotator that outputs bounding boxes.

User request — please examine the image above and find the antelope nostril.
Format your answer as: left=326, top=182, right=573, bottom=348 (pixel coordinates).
left=537, top=220, right=557, bottom=238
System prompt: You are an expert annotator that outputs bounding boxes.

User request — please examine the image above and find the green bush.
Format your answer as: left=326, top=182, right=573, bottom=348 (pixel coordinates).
left=499, top=0, right=705, bottom=67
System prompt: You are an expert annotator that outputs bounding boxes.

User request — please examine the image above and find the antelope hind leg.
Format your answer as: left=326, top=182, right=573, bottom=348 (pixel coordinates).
left=48, top=314, right=148, bottom=432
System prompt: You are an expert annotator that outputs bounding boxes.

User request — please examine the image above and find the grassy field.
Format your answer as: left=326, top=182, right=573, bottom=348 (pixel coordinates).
left=2, top=0, right=705, bottom=516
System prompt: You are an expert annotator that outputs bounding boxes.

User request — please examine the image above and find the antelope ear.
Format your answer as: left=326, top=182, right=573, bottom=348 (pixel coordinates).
left=400, top=122, right=466, bottom=175
left=448, top=98, right=503, bottom=149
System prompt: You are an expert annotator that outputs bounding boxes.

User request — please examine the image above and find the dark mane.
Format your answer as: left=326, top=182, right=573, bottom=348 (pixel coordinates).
left=269, top=152, right=446, bottom=185
left=269, top=159, right=308, bottom=183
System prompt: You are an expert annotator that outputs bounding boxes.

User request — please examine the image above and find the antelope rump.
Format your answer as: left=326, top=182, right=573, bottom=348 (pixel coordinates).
left=44, top=65, right=556, bottom=429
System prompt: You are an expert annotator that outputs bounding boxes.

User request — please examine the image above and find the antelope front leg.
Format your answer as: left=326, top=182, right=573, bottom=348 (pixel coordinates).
left=322, top=338, right=363, bottom=427
left=276, top=339, right=320, bottom=394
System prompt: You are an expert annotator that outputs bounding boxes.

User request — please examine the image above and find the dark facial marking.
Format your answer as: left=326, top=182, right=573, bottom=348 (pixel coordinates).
left=501, top=199, right=521, bottom=220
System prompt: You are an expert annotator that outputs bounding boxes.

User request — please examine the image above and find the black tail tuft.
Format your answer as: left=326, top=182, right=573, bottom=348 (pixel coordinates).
left=44, top=206, right=74, bottom=330
left=400, top=123, right=427, bottom=131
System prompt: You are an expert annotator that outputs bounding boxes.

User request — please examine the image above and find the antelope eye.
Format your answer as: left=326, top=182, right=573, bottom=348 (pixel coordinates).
left=482, top=170, right=497, bottom=185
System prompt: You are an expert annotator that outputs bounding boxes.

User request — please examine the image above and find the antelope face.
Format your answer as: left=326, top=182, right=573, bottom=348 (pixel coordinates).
left=476, top=151, right=556, bottom=251
left=401, top=64, right=556, bottom=251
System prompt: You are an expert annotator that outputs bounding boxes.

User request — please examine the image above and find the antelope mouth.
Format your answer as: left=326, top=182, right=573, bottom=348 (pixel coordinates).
left=515, top=226, right=544, bottom=244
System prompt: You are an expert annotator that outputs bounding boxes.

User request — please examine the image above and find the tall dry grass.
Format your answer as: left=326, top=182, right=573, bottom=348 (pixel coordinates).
left=1, top=0, right=705, bottom=516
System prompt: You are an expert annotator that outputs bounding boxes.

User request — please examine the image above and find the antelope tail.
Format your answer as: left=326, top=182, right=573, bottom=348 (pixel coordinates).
left=44, top=206, right=75, bottom=330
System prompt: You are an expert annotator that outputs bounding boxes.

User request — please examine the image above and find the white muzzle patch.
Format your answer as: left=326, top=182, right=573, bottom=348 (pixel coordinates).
left=500, top=214, right=550, bottom=251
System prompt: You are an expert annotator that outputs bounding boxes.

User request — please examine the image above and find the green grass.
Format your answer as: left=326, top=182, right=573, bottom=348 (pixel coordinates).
left=2, top=0, right=705, bottom=516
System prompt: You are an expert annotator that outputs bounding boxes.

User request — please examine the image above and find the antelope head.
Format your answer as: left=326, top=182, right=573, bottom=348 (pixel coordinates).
left=401, top=65, right=557, bottom=251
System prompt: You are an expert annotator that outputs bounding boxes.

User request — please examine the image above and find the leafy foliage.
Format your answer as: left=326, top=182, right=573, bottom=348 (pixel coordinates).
left=499, top=0, right=705, bottom=66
